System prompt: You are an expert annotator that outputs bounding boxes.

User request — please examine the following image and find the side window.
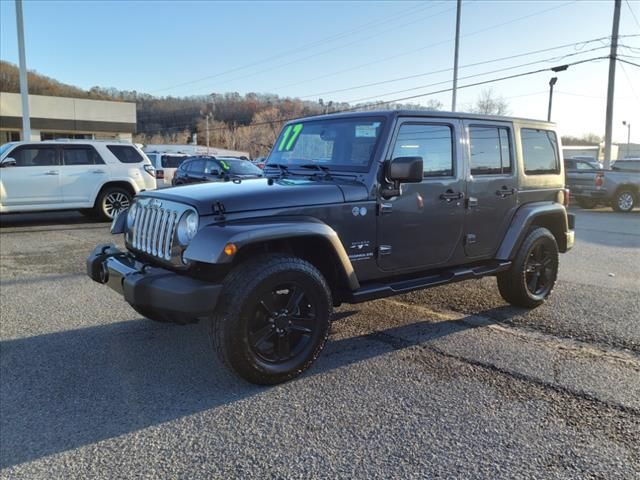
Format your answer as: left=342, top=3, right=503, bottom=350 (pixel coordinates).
left=391, top=124, right=453, bottom=177
left=107, top=145, right=144, bottom=163
left=62, top=146, right=104, bottom=165
left=203, top=160, right=220, bottom=175
left=521, top=128, right=560, bottom=175
left=9, top=146, right=58, bottom=167
left=576, top=161, right=593, bottom=170
left=469, top=126, right=512, bottom=175
left=189, top=159, right=205, bottom=173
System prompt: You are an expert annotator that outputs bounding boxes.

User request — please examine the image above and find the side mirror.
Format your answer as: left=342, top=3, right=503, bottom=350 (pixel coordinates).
left=1, top=157, right=17, bottom=168
left=387, top=156, right=423, bottom=183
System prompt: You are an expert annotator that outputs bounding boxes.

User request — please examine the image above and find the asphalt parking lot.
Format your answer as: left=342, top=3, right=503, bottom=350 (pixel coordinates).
left=1, top=208, right=639, bottom=479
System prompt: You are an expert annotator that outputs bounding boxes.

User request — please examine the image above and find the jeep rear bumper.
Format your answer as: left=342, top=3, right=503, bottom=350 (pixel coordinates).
left=86, top=244, right=222, bottom=321
left=565, top=212, right=576, bottom=252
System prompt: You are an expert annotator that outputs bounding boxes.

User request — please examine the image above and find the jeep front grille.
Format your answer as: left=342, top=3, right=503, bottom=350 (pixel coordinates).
left=131, top=204, right=178, bottom=260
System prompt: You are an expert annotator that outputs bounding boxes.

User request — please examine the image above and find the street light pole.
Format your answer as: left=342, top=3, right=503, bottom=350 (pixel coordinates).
left=451, top=0, right=462, bottom=112
left=15, top=0, right=31, bottom=140
left=547, top=77, right=557, bottom=122
left=604, top=0, right=622, bottom=169
left=622, top=120, right=631, bottom=158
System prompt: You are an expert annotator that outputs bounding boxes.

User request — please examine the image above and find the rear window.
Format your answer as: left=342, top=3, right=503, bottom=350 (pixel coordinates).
left=107, top=145, right=144, bottom=163
left=161, top=155, right=187, bottom=168
left=521, top=129, right=560, bottom=175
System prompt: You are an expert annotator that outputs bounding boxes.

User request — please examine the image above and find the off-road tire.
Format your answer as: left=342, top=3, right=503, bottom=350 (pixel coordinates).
left=611, top=188, right=636, bottom=213
left=209, top=254, right=332, bottom=385
left=497, top=227, right=559, bottom=308
left=95, top=186, right=132, bottom=221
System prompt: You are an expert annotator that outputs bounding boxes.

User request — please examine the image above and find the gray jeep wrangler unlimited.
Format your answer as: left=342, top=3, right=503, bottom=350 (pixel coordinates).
left=87, top=111, right=575, bottom=384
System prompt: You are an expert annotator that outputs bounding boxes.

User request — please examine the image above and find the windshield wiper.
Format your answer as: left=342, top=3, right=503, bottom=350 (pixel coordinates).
left=299, top=163, right=332, bottom=179
left=264, top=163, right=290, bottom=177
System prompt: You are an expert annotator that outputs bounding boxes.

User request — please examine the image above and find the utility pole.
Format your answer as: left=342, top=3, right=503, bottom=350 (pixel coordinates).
left=451, top=0, right=462, bottom=111
left=604, top=0, right=621, bottom=169
left=15, top=0, right=31, bottom=140
left=205, top=113, right=210, bottom=155
left=547, top=77, right=557, bottom=122
left=622, top=120, right=631, bottom=158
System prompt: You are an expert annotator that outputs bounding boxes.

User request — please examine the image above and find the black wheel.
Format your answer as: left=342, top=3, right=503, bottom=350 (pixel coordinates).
left=497, top=227, right=559, bottom=308
left=576, top=198, right=598, bottom=209
left=209, top=254, right=332, bottom=385
left=95, top=187, right=132, bottom=221
left=611, top=189, right=636, bottom=213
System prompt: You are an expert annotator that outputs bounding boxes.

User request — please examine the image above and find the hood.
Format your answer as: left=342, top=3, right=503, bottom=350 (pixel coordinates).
left=141, top=177, right=358, bottom=215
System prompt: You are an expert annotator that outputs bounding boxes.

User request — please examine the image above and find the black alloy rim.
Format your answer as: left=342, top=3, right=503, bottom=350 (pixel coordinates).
left=525, top=243, right=555, bottom=296
left=248, top=282, right=317, bottom=363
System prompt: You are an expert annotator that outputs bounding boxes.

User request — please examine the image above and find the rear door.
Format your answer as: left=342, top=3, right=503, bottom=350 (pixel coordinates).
left=0, top=145, right=63, bottom=207
left=377, top=117, right=466, bottom=271
left=186, top=159, right=206, bottom=183
left=60, top=145, right=106, bottom=205
left=463, top=121, right=518, bottom=259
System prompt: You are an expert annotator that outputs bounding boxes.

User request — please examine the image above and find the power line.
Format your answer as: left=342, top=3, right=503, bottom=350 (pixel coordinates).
left=149, top=2, right=446, bottom=94
left=618, top=58, right=640, bottom=68
left=137, top=55, right=607, bottom=135
left=625, top=0, right=640, bottom=30
left=298, top=38, right=612, bottom=100
left=241, top=0, right=581, bottom=96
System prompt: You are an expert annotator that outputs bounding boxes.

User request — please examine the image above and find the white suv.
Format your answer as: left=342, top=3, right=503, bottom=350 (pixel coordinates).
left=0, top=140, right=157, bottom=220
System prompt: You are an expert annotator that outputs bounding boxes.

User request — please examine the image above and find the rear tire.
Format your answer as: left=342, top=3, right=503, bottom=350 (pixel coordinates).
left=611, top=189, right=636, bottom=213
left=497, top=227, right=559, bottom=308
left=209, top=254, right=332, bottom=385
left=95, top=186, right=132, bottom=221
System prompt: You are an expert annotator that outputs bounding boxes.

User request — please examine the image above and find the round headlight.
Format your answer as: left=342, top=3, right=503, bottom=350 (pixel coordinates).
left=177, top=210, right=199, bottom=245
left=127, top=202, right=138, bottom=229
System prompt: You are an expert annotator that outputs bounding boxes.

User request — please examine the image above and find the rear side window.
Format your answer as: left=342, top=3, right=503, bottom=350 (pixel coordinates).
left=8, top=146, right=58, bottom=167
left=188, top=159, right=205, bottom=173
left=391, top=124, right=454, bottom=177
left=521, top=129, right=560, bottom=175
left=469, top=126, right=512, bottom=175
left=62, top=146, right=105, bottom=165
left=107, top=145, right=144, bottom=163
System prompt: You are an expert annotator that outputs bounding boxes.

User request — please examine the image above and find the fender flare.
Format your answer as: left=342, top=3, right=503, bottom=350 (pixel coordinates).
left=496, top=202, right=570, bottom=260
left=184, top=218, right=360, bottom=290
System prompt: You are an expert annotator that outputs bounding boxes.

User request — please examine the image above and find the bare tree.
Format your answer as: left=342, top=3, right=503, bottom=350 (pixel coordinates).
left=472, top=88, right=510, bottom=116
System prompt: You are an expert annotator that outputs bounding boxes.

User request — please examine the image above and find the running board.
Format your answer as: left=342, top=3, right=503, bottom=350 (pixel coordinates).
left=346, top=261, right=511, bottom=304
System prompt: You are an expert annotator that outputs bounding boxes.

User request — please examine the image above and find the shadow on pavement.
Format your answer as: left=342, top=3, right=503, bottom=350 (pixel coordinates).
left=0, top=211, right=107, bottom=229
left=0, top=308, right=496, bottom=468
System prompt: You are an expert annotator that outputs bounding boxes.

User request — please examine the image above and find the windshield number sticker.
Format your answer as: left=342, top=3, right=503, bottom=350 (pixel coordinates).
left=277, top=124, right=303, bottom=152
left=355, top=122, right=380, bottom=138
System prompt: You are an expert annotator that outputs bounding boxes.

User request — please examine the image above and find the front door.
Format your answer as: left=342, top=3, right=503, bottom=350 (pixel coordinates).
left=377, top=118, right=466, bottom=271
left=0, top=145, right=62, bottom=208
left=463, top=121, right=518, bottom=259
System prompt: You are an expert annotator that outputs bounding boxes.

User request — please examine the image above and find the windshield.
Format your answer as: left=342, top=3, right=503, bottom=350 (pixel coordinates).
left=0, top=142, right=17, bottom=158
left=161, top=155, right=188, bottom=168
left=267, top=117, right=385, bottom=172
left=219, top=158, right=263, bottom=175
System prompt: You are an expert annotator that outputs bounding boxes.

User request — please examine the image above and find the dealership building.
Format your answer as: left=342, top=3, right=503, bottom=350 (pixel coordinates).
left=0, top=92, right=136, bottom=144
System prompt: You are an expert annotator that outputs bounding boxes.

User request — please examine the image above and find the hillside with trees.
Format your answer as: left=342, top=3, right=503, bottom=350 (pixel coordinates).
left=2, top=61, right=518, bottom=157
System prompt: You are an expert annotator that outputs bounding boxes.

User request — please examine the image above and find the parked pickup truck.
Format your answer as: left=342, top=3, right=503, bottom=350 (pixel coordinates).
left=566, top=158, right=640, bottom=212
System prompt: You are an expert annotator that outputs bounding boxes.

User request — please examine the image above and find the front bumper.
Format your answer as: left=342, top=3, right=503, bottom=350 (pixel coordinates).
left=86, top=244, right=222, bottom=321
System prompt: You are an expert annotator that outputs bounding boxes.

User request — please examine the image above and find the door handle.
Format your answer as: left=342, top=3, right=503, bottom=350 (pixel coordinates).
left=44, top=170, right=59, bottom=175
left=439, top=190, right=464, bottom=202
left=92, top=169, right=106, bottom=174
left=495, top=186, right=516, bottom=197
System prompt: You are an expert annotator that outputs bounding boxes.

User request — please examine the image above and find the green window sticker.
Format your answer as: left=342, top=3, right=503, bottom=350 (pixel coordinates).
left=277, top=124, right=303, bottom=151
left=219, top=160, right=230, bottom=170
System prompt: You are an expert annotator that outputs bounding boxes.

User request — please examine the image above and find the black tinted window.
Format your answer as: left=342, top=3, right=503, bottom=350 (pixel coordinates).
left=62, top=146, right=104, bottom=165
left=392, top=124, right=453, bottom=177
left=107, top=145, right=144, bottom=163
left=188, top=159, right=205, bottom=173
left=470, top=126, right=512, bottom=175
left=161, top=155, right=187, bottom=168
left=9, top=146, right=58, bottom=167
left=522, top=129, right=560, bottom=175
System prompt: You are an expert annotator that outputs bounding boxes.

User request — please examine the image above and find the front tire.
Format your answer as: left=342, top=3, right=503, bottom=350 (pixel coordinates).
left=611, top=189, right=636, bottom=213
left=497, top=227, right=559, bottom=308
left=209, top=254, right=332, bottom=385
left=95, top=186, right=132, bottom=221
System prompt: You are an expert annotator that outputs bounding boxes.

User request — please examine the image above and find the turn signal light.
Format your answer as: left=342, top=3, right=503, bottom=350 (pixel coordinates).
left=224, top=243, right=237, bottom=256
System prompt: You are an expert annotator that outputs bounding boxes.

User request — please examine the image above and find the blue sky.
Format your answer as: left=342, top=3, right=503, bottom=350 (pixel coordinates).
left=1, top=0, right=639, bottom=142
